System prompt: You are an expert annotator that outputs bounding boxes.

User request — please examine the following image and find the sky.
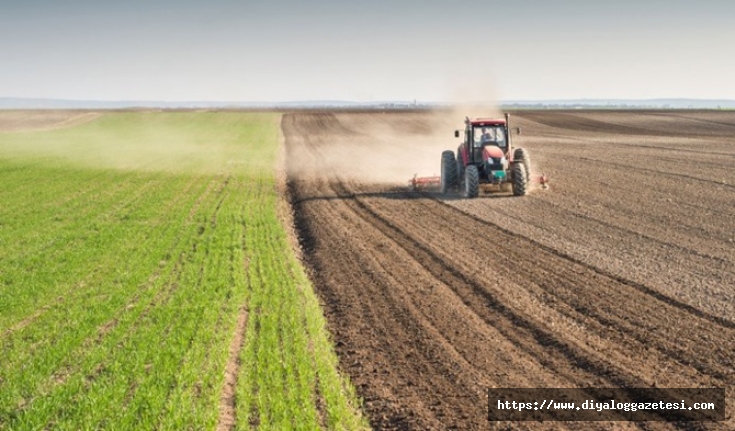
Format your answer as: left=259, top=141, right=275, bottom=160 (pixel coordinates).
left=1, top=0, right=734, bottom=102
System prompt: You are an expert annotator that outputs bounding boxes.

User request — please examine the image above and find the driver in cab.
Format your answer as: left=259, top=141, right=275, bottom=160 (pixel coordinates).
left=479, top=128, right=493, bottom=145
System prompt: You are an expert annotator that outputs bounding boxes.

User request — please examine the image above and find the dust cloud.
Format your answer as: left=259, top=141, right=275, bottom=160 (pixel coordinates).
left=286, top=110, right=454, bottom=185
left=286, top=81, right=508, bottom=186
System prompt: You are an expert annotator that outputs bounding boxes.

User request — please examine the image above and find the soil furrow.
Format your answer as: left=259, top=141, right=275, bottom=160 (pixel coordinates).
left=349, top=184, right=734, bottom=382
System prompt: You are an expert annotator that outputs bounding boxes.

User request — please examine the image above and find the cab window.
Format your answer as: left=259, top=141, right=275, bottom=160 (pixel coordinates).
left=473, top=126, right=506, bottom=148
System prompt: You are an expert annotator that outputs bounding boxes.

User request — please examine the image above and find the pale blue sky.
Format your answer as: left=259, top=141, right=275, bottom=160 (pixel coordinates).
left=1, top=0, right=733, bottom=102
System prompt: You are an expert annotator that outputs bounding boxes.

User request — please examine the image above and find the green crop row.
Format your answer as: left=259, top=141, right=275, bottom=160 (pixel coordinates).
left=0, top=113, right=367, bottom=430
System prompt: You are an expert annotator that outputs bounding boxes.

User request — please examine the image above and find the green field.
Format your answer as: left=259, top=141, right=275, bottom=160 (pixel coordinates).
left=0, top=113, right=368, bottom=430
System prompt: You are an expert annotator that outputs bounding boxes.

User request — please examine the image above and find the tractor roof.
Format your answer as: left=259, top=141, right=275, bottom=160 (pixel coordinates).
left=468, top=118, right=506, bottom=126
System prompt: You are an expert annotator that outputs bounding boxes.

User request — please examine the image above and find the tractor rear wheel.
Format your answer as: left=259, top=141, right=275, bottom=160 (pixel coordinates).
left=512, top=162, right=528, bottom=196
left=464, top=165, right=479, bottom=198
left=514, top=147, right=531, bottom=179
left=440, top=150, right=457, bottom=194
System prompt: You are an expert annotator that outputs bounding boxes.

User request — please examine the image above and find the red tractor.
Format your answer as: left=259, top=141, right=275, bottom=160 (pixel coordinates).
left=441, top=113, right=536, bottom=198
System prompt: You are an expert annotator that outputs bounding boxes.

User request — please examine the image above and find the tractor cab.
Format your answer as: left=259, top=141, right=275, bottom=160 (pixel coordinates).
left=455, top=118, right=510, bottom=173
left=472, top=124, right=507, bottom=150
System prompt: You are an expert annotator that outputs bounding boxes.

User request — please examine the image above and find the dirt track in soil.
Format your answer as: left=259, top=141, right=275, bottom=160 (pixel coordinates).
left=283, top=110, right=735, bottom=430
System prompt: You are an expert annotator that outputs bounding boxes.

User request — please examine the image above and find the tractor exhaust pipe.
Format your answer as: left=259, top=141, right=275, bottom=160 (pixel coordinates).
left=505, top=112, right=512, bottom=153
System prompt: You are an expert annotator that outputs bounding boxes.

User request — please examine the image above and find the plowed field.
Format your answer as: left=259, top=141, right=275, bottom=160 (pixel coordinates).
left=283, top=110, right=735, bottom=430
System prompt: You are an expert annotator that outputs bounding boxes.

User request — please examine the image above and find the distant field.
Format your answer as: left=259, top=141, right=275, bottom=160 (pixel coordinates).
left=0, top=112, right=367, bottom=430
left=0, top=110, right=100, bottom=132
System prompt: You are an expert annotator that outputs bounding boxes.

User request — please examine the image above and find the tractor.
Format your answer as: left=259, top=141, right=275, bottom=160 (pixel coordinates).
left=440, top=113, right=536, bottom=198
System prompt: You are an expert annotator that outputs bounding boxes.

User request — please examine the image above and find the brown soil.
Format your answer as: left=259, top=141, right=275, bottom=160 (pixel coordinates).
left=0, top=110, right=101, bottom=132
left=283, top=110, right=735, bottom=430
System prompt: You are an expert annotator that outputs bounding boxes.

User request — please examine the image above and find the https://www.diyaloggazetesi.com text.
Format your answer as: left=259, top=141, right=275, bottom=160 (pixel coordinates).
left=487, top=388, right=725, bottom=421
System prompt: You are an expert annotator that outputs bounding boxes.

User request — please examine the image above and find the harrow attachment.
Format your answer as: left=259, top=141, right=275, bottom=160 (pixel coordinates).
left=407, top=172, right=549, bottom=192
left=408, top=174, right=441, bottom=191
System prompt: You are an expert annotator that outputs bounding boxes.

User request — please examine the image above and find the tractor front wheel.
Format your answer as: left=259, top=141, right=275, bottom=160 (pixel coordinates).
left=464, top=165, right=480, bottom=198
left=440, top=150, right=457, bottom=194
